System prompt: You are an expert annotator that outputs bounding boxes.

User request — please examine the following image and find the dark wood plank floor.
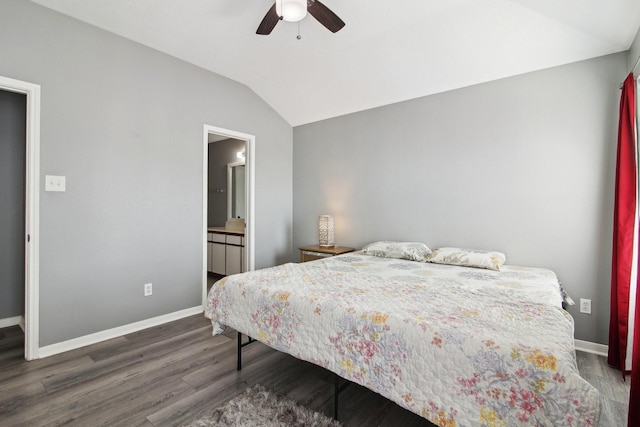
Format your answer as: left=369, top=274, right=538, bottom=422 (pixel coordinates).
left=0, top=315, right=629, bottom=426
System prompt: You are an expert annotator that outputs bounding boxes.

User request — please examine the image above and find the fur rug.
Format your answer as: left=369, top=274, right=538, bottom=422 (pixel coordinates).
left=182, top=384, right=342, bottom=427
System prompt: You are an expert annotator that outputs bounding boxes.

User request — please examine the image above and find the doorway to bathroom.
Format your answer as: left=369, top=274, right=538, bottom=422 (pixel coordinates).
left=202, top=125, right=254, bottom=306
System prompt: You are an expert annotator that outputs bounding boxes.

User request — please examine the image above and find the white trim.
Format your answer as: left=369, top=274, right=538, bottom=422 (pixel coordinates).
left=0, top=75, right=41, bottom=361
left=19, top=316, right=25, bottom=332
left=202, top=125, right=256, bottom=307
left=574, top=339, right=609, bottom=357
left=0, top=316, right=22, bottom=329
left=38, top=306, right=203, bottom=358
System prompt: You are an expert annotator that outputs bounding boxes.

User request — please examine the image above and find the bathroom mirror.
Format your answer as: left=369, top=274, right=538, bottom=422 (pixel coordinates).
left=227, top=161, right=246, bottom=219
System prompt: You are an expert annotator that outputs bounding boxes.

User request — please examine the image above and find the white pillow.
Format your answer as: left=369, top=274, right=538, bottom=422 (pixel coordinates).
left=427, top=247, right=506, bottom=271
left=361, top=241, right=432, bottom=262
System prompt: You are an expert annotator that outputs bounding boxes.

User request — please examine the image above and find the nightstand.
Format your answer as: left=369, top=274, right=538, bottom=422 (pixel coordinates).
left=299, top=245, right=355, bottom=262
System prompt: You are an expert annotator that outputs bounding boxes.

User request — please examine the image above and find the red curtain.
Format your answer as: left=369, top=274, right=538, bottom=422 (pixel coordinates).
left=629, top=72, right=640, bottom=427
left=608, top=73, right=637, bottom=377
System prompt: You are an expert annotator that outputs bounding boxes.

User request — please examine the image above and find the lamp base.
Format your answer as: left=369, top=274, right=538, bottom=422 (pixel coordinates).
left=319, top=244, right=335, bottom=248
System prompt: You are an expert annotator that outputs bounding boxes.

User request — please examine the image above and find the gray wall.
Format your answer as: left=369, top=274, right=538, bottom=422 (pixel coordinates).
left=0, top=89, right=26, bottom=320
left=0, top=0, right=292, bottom=346
left=208, top=138, right=245, bottom=227
left=293, top=53, right=627, bottom=345
left=630, top=27, right=640, bottom=72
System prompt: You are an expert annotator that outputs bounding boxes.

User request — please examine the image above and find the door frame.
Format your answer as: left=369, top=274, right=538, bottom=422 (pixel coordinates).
left=202, top=125, right=255, bottom=306
left=0, top=75, right=41, bottom=360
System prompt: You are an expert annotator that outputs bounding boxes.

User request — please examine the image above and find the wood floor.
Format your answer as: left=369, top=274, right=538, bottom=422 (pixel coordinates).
left=0, top=314, right=630, bottom=427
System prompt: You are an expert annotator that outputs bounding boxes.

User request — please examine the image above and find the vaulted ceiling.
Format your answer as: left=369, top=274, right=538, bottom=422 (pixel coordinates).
left=30, top=0, right=640, bottom=126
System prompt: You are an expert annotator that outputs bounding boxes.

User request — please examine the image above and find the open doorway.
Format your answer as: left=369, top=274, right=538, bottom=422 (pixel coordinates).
left=202, top=125, right=254, bottom=307
left=0, top=89, right=26, bottom=359
left=0, top=75, right=41, bottom=361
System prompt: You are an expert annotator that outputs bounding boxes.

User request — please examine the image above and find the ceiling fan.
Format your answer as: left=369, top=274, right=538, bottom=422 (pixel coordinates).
left=257, top=0, right=345, bottom=35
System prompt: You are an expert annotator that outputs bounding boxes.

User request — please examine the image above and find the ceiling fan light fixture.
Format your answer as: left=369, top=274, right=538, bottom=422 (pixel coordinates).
left=276, top=0, right=307, bottom=22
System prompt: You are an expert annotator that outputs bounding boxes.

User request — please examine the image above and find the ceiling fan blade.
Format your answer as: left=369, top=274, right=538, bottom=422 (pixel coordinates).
left=256, top=3, right=280, bottom=35
left=307, top=0, right=345, bottom=33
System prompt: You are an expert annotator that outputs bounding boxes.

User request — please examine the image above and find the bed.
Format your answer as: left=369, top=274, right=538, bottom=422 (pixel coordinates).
left=204, top=246, right=600, bottom=426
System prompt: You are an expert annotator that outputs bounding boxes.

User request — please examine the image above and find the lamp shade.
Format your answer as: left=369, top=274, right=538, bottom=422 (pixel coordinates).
left=276, top=0, right=307, bottom=22
left=318, top=215, right=335, bottom=247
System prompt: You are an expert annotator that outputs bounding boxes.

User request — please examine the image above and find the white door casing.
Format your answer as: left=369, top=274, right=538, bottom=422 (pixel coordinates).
left=0, top=75, right=41, bottom=360
left=202, top=125, right=255, bottom=306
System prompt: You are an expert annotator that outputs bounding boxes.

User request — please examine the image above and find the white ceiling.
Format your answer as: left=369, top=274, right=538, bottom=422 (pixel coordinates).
left=30, top=0, right=640, bottom=126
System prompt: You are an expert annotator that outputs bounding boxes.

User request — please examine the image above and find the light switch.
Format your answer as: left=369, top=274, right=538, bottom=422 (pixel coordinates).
left=45, top=175, right=66, bottom=192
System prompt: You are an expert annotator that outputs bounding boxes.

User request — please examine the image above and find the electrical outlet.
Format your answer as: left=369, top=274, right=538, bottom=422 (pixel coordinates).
left=45, top=175, right=66, bottom=192
left=580, top=298, right=592, bottom=314
left=144, top=283, right=152, bottom=297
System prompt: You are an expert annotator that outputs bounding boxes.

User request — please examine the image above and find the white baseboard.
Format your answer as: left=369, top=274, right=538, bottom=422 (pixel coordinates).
left=0, top=316, right=23, bottom=329
left=38, top=306, right=203, bottom=359
left=575, top=339, right=608, bottom=357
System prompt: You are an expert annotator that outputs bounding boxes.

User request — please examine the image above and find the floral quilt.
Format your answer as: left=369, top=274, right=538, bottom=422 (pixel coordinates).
left=205, top=253, right=600, bottom=426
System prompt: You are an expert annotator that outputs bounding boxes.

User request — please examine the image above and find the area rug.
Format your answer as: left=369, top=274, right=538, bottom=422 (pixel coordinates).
left=182, top=384, right=342, bottom=427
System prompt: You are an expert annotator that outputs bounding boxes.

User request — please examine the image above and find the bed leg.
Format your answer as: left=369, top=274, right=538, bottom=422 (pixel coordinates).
left=237, top=332, right=258, bottom=371
left=333, top=373, right=351, bottom=420
left=237, top=332, right=242, bottom=371
left=334, top=373, right=340, bottom=420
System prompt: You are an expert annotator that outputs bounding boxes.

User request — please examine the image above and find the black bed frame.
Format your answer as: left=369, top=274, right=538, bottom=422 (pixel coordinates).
left=237, top=332, right=350, bottom=420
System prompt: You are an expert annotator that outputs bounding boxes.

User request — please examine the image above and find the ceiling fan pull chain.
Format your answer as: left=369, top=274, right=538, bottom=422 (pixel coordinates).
left=297, top=21, right=302, bottom=40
